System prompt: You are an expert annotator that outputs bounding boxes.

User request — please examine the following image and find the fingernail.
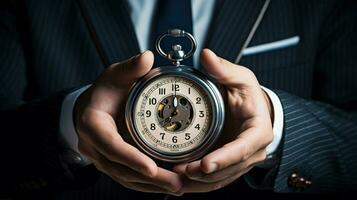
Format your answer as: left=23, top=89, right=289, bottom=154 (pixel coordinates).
left=206, top=163, right=218, bottom=173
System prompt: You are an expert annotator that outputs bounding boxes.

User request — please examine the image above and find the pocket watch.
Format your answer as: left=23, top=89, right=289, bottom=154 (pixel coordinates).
left=125, top=29, right=225, bottom=163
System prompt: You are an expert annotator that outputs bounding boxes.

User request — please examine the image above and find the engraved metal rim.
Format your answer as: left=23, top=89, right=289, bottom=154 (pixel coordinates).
left=155, top=29, right=197, bottom=62
left=125, top=66, right=225, bottom=163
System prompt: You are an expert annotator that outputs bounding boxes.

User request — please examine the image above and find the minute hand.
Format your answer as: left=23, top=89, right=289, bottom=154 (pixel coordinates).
left=173, top=80, right=178, bottom=108
left=173, top=96, right=178, bottom=108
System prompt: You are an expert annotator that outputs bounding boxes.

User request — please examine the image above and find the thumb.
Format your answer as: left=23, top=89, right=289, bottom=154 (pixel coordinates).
left=200, top=49, right=257, bottom=86
left=103, top=50, right=154, bottom=87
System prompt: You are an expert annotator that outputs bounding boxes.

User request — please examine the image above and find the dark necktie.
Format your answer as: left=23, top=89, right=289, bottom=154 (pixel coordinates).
left=150, top=0, right=193, bottom=66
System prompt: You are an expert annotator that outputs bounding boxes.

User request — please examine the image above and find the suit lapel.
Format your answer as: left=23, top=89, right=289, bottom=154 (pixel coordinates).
left=80, top=0, right=268, bottom=66
left=206, top=0, right=267, bottom=64
left=80, top=0, right=140, bottom=65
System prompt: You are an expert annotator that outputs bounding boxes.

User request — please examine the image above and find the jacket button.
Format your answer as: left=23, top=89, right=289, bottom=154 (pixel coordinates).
left=288, top=172, right=312, bottom=190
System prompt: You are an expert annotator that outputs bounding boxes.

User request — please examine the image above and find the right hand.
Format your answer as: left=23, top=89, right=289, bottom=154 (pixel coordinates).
left=74, top=51, right=182, bottom=194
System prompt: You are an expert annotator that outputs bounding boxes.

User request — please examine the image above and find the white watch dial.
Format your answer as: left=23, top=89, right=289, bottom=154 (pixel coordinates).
left=133, top=76, right=212, bottom=155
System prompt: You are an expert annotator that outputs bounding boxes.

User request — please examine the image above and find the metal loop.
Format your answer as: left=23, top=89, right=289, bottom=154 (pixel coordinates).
left=156, top=29, right=197, bottom=63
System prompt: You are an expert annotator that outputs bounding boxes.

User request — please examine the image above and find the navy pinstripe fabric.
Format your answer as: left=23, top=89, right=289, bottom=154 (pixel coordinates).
left=0, top=0, right=356, bottom=199
left=274, top=91, right=357, bottom=193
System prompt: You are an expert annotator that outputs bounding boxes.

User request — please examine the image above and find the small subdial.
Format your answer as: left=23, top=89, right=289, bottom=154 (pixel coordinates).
left=157, top=95, right=194, bottom=132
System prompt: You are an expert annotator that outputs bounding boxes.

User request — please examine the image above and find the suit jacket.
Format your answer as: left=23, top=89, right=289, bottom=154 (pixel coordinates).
left=0, top=0, right=356, bottom=199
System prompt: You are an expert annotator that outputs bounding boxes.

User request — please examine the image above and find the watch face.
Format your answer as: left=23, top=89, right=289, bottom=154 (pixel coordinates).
left=133, top=76, right=212, bottom=155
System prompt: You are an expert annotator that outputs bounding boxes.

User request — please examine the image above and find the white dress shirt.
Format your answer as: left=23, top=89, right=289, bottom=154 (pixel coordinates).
left=59, top=0, right=284, bottom=165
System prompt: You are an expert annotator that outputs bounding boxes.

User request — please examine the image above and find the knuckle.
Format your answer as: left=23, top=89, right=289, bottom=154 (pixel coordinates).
left=242, top=67, right=253, bottom=75
left=241, top=152, right=250, bottom=162
left=79, top=108, right=97, bottom=128
left=239, top=142, right=250, bottom=161
left=240, top=66, right=260, bottom=87
left=242, top=67, right=257, bottom=80
left=241, top=161, right=250, bottom=170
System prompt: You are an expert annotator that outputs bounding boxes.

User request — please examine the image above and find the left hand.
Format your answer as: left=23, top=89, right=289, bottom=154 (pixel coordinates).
left=172, top=49, right=274, bottom=193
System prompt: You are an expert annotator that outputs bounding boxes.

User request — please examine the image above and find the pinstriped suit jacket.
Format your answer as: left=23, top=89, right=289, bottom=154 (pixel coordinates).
left=0, top=0, right=356, bottom=199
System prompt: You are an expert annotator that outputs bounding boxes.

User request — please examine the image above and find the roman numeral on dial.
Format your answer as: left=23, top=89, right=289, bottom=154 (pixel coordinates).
left=159, top=88, right=166, bottom=95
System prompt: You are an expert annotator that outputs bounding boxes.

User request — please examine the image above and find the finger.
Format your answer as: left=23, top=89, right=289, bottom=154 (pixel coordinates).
left=80, top=109, right=158, bottom=177
left=200, top=126, right=270, bottom=174
left=172, top=163, right=189, bottom=174
left=179, top=167, right=252, bottom=193
left=200, top=49, right=258, bottom=87
left=183, top=161, right=201, bottom=177
left=100, top=161, right=171, bottom=194
left=110, top=164, right=182, bottom=192
left=100, top=50, right=154, bottom=88
left=152, top=168, right=183, bottom=192
left=91, top=150, right=182, bottom=192
left=186, top=150, right=266, bottom=183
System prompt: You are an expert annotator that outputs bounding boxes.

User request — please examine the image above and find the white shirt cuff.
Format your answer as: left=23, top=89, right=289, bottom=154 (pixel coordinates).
left=59, top=85, right=92, bottom=166
left=261, top=86, right=284, bottom=158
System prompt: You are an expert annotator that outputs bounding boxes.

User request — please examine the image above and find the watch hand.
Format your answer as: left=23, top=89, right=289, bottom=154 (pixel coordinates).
left=173, top=79, right=178, bottom=108
left=173, top=96, right=178, bottom=108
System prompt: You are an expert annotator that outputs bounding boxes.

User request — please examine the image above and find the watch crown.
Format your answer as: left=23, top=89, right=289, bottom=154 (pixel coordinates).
left=168, top=44, right=185, bottom=65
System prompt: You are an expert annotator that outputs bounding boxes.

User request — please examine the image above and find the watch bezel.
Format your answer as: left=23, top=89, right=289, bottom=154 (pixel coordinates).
left=125, top=65, right=225, bottom=163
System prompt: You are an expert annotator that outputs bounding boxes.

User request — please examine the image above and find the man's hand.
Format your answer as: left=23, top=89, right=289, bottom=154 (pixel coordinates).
left=74, top=51, right=182, bottom=194
left=173, top=49, right=273, bottom=193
